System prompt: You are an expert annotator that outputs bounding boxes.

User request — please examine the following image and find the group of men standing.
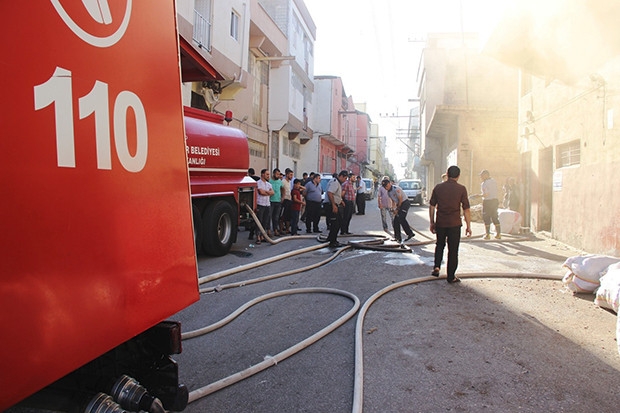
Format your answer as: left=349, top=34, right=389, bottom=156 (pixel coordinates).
left=249, top=164, right=502, bottom=285
left=248, top=168, right=370, bottom=248
left=249, top=167, right=300, bottom=244
left=300, top=171, right=369, bottom=249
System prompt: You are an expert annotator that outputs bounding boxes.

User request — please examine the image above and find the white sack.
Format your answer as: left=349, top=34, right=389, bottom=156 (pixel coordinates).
left=617, top=315, right=620, bottom=356
left=594, top=268, right=620, bottom=313
left=498, top=209, right=522, bottom=234
left=562, top=255, right=620, bottom=285
left=562, top=270, right=600, bottom=293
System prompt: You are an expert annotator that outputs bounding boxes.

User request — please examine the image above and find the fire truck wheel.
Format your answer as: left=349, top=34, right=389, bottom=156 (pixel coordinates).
left=202, top=200, right=236, bottom=256
left=192, top=204, right=202, bottom=254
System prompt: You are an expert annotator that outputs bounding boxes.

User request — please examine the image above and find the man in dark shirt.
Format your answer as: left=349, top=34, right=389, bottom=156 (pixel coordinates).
left=428, top=165, right=472, bottom=283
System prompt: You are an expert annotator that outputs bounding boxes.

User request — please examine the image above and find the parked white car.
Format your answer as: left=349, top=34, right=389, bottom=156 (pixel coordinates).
left=397, top=179, right=424, bottom=205
left=362, top=178, right=374, bottom=200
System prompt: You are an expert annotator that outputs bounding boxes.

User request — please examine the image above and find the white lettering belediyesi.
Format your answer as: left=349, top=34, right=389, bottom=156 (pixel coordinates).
left=190, top=146, right=220, bottom=156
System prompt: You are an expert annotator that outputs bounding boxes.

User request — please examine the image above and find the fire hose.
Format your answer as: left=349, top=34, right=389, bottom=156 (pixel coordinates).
left=181, top=206, right=556, bottom=412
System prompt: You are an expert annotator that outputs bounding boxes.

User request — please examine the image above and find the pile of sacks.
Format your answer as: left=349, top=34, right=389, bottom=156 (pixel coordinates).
left=562, top=254, right=620, bottom=355
left=469, top=205, right=523, bottom=235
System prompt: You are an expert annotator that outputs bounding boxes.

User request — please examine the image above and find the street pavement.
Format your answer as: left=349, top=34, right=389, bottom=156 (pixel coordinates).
left=173, top=200, right=620, bottom=412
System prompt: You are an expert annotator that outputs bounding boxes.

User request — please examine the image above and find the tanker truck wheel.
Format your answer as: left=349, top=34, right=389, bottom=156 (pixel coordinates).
left=192, top=204, right=202, bottom=254
left=202, top=200, right=236, bottom=256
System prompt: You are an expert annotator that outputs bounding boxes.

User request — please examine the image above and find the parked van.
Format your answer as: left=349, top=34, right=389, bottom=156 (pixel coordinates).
left=397, top=179, right=424, bottom=205
left=362, top=178, right=374, bottom=200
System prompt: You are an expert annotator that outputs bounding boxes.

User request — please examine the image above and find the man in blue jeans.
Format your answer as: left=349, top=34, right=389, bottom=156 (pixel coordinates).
left=382, top=179, right=415, bottom=243
left=428, top=165, right=472, bottom=283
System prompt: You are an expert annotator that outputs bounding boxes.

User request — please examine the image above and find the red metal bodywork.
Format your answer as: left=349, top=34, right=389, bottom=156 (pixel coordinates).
left=184, top=106, right=257, bottom=197
left=0, top=1, right=199, bottom=409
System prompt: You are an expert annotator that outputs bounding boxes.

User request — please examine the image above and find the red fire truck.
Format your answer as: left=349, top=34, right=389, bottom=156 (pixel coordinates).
left=0, top=2, right=253, bottom=411
left=185, top=106, right=256, bottom=257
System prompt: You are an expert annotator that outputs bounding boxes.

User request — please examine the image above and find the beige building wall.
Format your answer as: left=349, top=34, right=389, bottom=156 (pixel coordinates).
left=520, top=57, right=620, bottom=254
left=421, top=33, right=519, bottom=196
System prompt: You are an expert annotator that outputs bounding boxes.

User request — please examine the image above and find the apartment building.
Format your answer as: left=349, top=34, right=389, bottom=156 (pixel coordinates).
left=312, top=76, right=374, bottom=176
left=176, top=0, right=291, bottom=172
left=260, top=0, right=316, bottom=176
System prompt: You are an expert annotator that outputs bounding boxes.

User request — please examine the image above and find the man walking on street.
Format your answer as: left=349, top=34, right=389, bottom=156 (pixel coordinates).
left=479, top=169, right=501, bottom=239
left=429, top=165, right=472, bottom=283
left=326, top=170, right=348, bottom=248
left=382, top=178, right=415, bottom=243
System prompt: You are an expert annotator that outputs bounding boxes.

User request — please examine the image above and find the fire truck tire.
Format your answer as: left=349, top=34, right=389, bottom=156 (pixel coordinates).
left=202, top=200, right=236, bottom=256
left=192, top=204, right=202, bottom=254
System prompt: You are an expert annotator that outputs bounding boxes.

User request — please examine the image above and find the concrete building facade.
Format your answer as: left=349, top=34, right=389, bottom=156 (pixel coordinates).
left=485, top=0, right=620, bottom=254
left=174, top=0, right=391, bottom=182
left=260, top=0, right=315, bottom=177
left=312, top=76, right=375, bottom=176
left=176, top=0, right=304, bottom=175
left=419, top=33, right=520, bottom=198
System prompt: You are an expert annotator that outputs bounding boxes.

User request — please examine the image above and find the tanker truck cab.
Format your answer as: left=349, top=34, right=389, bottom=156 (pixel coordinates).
left=184, top=107, right=256, bottom=256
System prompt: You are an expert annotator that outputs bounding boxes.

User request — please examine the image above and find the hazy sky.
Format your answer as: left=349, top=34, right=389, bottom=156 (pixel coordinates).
left=304, top=0, right=509, bottom=177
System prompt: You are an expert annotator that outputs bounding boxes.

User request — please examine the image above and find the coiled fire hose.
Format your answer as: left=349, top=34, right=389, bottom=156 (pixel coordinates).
left=182, top=206, right=557, bottom=412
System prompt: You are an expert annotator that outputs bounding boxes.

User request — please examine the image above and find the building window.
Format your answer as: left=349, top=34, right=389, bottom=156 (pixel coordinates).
left=248, top=140, right=266, bottom=159
left=556, top=140, right=580, bottom=168
left=230, top=10, right=239, bottom=41
left=193, top=0, right=212, bottom=51
left=250, top=55, right=265, bottom=126
left=290, top=141, right=301, bottom=159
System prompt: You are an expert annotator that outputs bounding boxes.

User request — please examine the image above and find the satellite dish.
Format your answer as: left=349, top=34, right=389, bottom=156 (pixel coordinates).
left=526, top=110, right=535, bottom=123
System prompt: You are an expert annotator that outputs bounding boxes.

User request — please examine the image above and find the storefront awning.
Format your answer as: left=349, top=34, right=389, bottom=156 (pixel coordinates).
left=179, top=36, right=224, bottom=82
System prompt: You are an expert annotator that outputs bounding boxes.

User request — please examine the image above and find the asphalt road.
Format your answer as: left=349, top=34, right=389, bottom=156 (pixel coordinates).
left=172, top=201, right=620, bottom=412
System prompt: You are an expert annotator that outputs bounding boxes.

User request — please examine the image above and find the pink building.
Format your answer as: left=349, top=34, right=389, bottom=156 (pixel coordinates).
left=312, top=76, right=371, bottom=176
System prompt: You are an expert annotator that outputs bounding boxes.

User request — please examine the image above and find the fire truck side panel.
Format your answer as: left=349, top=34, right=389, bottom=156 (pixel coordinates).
left=184, top=107, right=256, bottom=256
left=0, top=2, right=199, bottom=410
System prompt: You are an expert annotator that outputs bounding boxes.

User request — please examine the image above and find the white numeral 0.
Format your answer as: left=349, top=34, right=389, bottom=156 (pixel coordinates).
left=34, top=66, right=148, bottom=172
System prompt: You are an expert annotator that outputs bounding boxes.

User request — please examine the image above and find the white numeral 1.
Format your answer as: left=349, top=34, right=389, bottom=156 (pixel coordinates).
left=34, top=67, right=76, bottom=167
left=34, top=66, right=148, bottom=172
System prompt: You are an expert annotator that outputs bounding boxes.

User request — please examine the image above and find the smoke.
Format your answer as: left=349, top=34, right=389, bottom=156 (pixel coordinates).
left=483, top=0, right=620, bottom=84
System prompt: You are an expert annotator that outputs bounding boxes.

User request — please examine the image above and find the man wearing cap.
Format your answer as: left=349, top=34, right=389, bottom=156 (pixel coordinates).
left=479, top=169, right=501, bottom=239
left=326, top=170, right=348, bottom=248
left=429, top=165, right=472, bottom=283
left=381, top=178, right=415, bottom=244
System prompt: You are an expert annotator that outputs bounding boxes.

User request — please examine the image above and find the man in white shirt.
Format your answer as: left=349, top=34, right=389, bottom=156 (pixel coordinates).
left=256, top=168, right=274, bottom=244
left=355, top=176, right=366, bottom=215
left=479, top=169, right=501, bottom=240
